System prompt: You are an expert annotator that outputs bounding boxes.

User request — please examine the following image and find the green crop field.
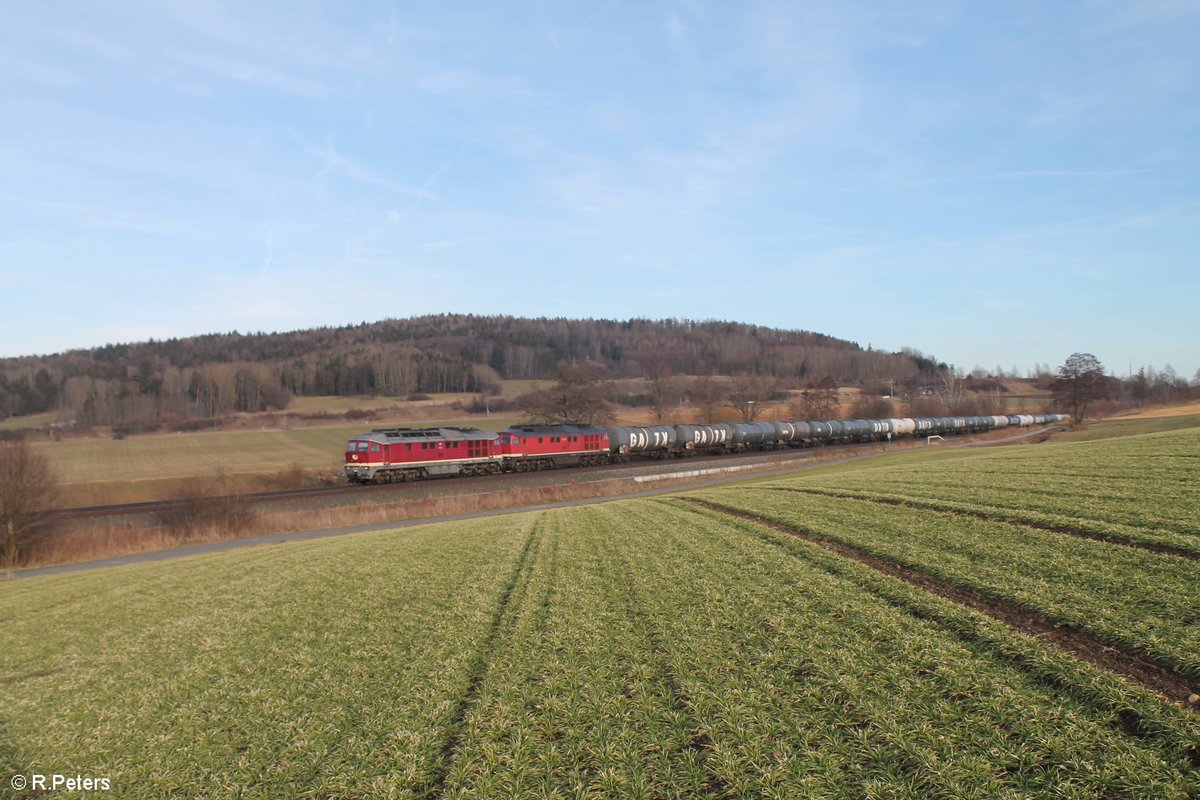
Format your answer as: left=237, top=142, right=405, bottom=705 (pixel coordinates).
left=1052, top=413, right=1200, bottom=442
left=0, top=413, right=54, bottom=432
left=3, top=427, right=1198, bottom=797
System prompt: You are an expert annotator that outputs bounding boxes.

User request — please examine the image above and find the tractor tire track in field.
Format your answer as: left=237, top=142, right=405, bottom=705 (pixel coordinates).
left=681, top=498, right=1200, bottom=714
left=609, top=543, right=732, bottom=800
left=418, top=518, right=545, bottom=800
left=768, top=486, right=1200, bottom=561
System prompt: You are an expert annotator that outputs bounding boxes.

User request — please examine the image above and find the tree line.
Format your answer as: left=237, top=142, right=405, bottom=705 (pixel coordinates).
left=0, top=315, right=946, bottom=426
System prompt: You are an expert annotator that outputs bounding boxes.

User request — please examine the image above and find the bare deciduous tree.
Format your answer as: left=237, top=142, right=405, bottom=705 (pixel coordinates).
left=0, top=441, right=58, bottom=566
left=850, top=394, right=895, bottom=419
left=938, top=366, right=966, bottom=410
left=1053, top=353, right=1108, bottom=423
left=724, top=375, right=780, bottom=422
left=688, top=376, right=726, bottom=423
left=649, top=371, right=681, bottom=423
left=791, top=376, right=840, bottom=419
left=516, top=362, right=614, bottom=425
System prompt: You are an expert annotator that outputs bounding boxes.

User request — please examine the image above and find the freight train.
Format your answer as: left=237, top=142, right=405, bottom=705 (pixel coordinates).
left=343, top=413, right=1069, bottom=484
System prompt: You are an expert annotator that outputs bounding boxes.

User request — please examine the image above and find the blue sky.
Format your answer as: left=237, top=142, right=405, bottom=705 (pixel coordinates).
left=2, top=1, right=1197, bottom=378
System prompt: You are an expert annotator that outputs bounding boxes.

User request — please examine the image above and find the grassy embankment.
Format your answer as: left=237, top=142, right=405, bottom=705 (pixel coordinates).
left=1052, top=412, right=1200, bottom=442
left=3, top=420, right=1198, bottom=797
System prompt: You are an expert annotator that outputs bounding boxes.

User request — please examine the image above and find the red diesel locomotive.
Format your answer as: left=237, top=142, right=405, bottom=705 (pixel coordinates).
left=497, top=425, right=611, bottom=471
left=344, top=424, right=609, bottom=483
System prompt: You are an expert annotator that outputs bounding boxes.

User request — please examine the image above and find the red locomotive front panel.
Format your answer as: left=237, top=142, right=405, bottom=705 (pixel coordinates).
left=345, top=438, right=384, bottom=466
left=496, top=432, right=526, bottom=457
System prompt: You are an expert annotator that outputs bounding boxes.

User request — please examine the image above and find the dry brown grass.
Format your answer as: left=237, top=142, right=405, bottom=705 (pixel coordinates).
left=1110, top=402, right=1200, bottom=420
left=22, top=458, right=814, bottom=569
left=28, top=521, right=235, bottom=566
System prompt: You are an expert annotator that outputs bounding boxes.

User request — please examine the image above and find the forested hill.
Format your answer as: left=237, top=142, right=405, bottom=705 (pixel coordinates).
left=0, top=315, right=944, bottom=424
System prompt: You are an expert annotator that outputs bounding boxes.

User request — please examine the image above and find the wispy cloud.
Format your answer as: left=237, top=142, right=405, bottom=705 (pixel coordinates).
left=664, top=14, right=687, bottom=50
left=385, top=157, right=458, bottom=223
left=993, top=169, right=1139, bottom=179
left=412, top=69, right=531, bottom=99
left=0, top=53, right=83, bottom=88
left=419, top=157, right=457, bottom=195
left=261, top=187, right=279, bottom=271
left=1025, top=92, right=1105, bottom=127
left=1089, top=0, right=1200, bottom=33
left=305, top=142, right=439, bottom=199
left=584, top=1, right=620, bottom=26
left=58, top=30, right=136, bottom=65
left=0, top=191, right=197, bottom=236
left=167, top=49, right=337, bottom=98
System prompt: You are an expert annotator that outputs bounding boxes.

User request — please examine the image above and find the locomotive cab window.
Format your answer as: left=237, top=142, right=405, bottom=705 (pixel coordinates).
left=370, top=444, right=380, bottom=452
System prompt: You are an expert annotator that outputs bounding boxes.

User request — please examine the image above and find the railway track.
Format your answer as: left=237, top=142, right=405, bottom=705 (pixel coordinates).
left=56, top=483, right=377, bottom=521
left=52, top=449, right=816, bottom=522
left=54, top=426, right=1062, bottom=524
